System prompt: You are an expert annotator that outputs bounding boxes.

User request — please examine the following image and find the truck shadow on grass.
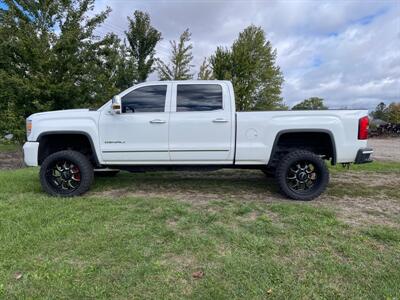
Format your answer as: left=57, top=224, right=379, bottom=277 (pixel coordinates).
left=90, top=168, right=400, bottom=203
left=90, top=170, right=282, bottom=201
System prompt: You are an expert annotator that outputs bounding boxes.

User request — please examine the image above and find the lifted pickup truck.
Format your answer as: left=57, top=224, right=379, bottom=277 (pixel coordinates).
left=23, top=80, right=373, bottom=200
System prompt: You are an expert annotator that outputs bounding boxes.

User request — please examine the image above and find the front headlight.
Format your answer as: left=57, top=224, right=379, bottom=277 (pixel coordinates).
left=26, top=119, right=32, bottom=138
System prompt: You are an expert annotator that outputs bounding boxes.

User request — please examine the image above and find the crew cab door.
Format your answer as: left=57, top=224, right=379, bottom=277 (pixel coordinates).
left=99, top=83, right=171, bottom=163
left=169, top=82, right=234, bottom=163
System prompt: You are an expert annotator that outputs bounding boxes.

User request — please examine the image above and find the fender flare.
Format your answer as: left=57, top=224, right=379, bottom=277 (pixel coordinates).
left=37, top=131, right=101, bottom=166
left=270, top=129, right=337, bottom=165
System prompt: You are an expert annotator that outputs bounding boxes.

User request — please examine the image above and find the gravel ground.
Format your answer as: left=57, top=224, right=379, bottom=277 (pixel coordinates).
left=368, top=138, right=400, bottom=162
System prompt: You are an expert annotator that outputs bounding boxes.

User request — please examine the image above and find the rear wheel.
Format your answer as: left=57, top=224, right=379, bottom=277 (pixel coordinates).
left=39, top=150, right=94, bottom=197
left=275, top=150, right=329, bottom=201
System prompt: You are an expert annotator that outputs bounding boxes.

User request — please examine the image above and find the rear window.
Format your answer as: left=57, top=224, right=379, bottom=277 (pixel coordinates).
left=177, top=84, right=223, bottom=112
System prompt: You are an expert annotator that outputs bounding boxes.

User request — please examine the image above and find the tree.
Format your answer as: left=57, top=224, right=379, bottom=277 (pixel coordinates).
left=210, top=25, right=285, bottom=111
left=211, top=47, right=233, bottom=80
left=156, top=29, right=194, bottom=80
left=386, top=102, right=400, bottom=124
left=125, top=10, right=161, bottom=82
left=370, top=102, right=387, bottom=120
left=370, top=102, right=400, bottom=123
left=0, top=0, right=131, bottom=140
left=292, top=97, right=327, bottom=110
left=197, top=57, right=213, bottom=80
left=108, top=38, right=138, bottom=90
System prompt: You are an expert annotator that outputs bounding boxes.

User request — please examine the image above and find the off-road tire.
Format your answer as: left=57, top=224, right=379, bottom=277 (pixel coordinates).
left=275, top=150, right=329, bottom=201
left=40, top=150, right=94, bottom=197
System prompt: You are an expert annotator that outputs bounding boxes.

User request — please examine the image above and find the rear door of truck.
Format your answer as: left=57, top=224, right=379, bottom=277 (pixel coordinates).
left=168, top=82, right=235, bottom=163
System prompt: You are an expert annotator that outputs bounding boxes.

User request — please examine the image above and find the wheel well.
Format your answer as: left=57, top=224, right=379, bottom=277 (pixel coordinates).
left=270, top=131, right=336, bottom=166
left=38, top=133, right=99, bottom=166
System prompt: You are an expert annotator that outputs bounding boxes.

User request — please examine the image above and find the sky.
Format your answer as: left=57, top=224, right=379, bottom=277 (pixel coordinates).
left=92, top=0, right=400, bottom=109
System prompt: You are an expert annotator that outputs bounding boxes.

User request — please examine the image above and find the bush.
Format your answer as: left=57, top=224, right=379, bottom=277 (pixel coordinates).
left=0, top=106, right=26, bottom=143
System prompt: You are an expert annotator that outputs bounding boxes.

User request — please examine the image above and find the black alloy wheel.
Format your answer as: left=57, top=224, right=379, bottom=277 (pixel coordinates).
left=45, top=160, right=81, bottom=193
left=40, top=150, right=94, bottom=197
left=286, top=161, right=318, bottom=193
left=275, top=150, right=329, bottom=200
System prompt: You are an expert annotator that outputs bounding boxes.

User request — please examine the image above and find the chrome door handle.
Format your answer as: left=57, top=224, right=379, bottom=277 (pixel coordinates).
left=213, top=118, right=228, bottom=123
left=150, top=119, right=166, bottom=124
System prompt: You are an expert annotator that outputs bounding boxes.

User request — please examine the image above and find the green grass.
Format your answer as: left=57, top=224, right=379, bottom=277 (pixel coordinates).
left=0, top=143, right=20, bottom=152
left=0, top=168, right=399, bottom=299
left=330, top=160, right=400, bottom=173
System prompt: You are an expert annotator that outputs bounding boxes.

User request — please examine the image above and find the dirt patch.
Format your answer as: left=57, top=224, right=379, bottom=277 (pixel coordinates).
left=161, top=253, right=197, bottom=268
left=166, top=218, right=179, bottom=228
left=331, top=171, right=400, bottom=187
left=0, top=150, right=24, bottom=170
left=94, top=188, right=233, bottom=203
left=368, top=138, right=400, bottom=162
left=316, top=196, right=400, bottom=228
left=243, top=211, right=260, bottom=221
left=91, top=187, right=281, bottom=204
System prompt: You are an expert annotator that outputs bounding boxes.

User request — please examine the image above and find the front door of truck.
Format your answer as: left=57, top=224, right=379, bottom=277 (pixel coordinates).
left=168, top=82, right=234, bottom=163
left=99, top=83, right=171, bottom=163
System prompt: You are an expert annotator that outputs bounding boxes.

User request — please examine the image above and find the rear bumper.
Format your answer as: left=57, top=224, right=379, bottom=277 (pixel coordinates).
left=23, top=142, right=39, bottom=166
left=354, top=147, right=373, bottom=164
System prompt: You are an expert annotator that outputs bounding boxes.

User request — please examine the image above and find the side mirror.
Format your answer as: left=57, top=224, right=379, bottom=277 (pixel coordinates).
left=111, top=95, right=122, bottom=114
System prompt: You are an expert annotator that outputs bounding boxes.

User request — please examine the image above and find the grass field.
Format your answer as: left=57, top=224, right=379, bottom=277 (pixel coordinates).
left=0, top=143, right=19, bottom=152
left=0, top=161, right=399, bottom=299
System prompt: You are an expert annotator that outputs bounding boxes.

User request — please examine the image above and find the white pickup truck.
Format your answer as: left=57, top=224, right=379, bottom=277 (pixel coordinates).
left=23, top=80, right=373, bottom=200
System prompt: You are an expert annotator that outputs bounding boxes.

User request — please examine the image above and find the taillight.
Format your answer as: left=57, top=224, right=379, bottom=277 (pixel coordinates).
left=358, top=116, right=369, bottom=140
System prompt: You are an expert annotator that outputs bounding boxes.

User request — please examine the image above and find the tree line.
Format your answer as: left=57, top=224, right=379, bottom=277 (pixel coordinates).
left=370, top=102, right=400, bottom=124
left=1, top=0, right=398, bottom=141
left=0, top=1, right=287, bottom=140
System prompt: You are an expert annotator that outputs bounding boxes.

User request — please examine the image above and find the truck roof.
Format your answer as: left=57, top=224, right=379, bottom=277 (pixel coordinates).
left=142, top=80, right=231, bottom=84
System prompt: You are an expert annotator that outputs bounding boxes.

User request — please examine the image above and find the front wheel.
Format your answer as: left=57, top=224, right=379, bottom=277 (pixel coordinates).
left=39, top=150, right=94, bottom=197
left=275, top=150, right=329, bottom=201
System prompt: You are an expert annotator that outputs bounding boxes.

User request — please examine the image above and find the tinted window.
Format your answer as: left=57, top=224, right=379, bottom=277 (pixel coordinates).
left=122, top=85, right=167, bottom=113
left=177, top=84, right=222, bottom=112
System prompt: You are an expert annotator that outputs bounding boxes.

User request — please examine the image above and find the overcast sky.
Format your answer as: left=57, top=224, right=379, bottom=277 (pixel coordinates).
left=93, top=0, right=400, bottom=109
